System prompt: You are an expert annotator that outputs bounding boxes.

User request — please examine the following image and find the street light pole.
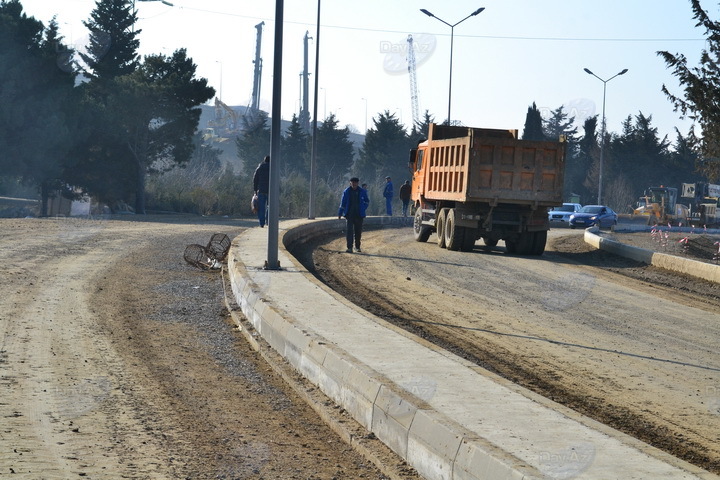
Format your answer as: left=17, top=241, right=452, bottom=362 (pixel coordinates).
left=420, top=7, right=484, bottom=125
left=309, top=0, right=321, bottom=219
left=136, top=0, right=174, bottom=6
left=583, top=67, right=628, bottom=205
left=361, top=97, right=368, bottom=133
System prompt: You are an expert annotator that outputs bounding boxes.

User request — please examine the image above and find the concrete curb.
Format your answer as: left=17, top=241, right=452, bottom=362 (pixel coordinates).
left=228, top=217, right=719, bottom=480
left=584, top=226, right=720, bottom=283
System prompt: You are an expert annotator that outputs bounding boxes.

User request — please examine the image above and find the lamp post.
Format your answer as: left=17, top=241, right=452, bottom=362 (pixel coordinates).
left=309, top=0, right=321, bottom=219
left=361, top=97, right=368, bottom=133
left=420, top=7, right=484, bottom=125
left=215, top=61, right=222, bottom=100
left=137, top=0, right=174, bottom=5
left=583, top=67, right=628, bottom=205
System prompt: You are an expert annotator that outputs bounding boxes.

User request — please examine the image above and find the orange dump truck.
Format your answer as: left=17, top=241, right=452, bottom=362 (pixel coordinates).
left=409, top=123, right=567, bottom=254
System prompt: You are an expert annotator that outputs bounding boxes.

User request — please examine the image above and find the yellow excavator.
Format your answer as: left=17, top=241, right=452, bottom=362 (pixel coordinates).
left=632, top=186, right=690, bottom=225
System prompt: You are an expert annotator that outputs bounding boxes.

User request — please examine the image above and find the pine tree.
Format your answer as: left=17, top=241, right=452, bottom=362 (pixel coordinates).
left=355, top=111, right=410, bottom=183
left=543, top=105, right=578, bottom=143
left=80, top=0, right=140, bottom=83
left=521, top=103, right=544, bottom=141
left=237, top=110, right=271, bottom=179
left=658, top=0, right=720, bottom=181
left=314, top=114, right=354, bottom=183
left=0, top=2, right=80, bottom=213
left=282, top=114, right=310, bottom=178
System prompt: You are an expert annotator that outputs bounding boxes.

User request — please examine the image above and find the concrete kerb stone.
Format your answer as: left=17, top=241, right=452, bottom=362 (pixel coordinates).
left=407, top=409, right=464, bottom=480
left=584, top=226, right=720, bottom=283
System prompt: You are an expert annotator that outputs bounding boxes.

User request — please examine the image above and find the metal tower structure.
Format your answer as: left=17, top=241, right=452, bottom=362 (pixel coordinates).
left=251, top=21, right=265, bottom=111
left=407, top=34, right=420, bottom=127
left=299, top=31, right=311, bottom=132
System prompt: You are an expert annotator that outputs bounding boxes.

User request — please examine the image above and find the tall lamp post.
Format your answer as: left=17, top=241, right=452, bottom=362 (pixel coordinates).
left=136, top=0, right=174, bottom=6
left=420, top=7, right=484, bottom=125
left=583, top=67, right=628, bottom=205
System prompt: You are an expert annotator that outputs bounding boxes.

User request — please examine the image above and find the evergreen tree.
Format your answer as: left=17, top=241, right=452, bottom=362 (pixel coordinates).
left=571, top=115, right=598, bottom=203
left=521, top=102, right=544, bottom=141
left=71, top=0, right=214, bottom=213
left=80, top=0, right=140, bottom=83
left=610, top=112, right=670, bottom=196
left=0, top=2, right=80, bottom=213
left=355, top=111, right=410, bottom=183
left=237, top=110, right=271, bottom=178
left=669, top=128, right=702, bottom=184
left=314, top=114, right=354, bottom=183
left=282, top=114, right=310, bottom=178
left=409, top=110, right=434, bottom=146
left=658, top=0, right=720, bottom=181
left=543, top=105, right=578, bottom=143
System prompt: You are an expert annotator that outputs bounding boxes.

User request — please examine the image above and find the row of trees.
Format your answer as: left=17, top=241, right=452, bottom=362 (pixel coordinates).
left=0, top=0, right=213, bottom=214
left=522, top=103, right=702, bottom=212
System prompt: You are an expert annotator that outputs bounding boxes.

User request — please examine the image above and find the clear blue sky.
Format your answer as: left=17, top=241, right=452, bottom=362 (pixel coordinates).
left=19, top=0, right=717, bottom=144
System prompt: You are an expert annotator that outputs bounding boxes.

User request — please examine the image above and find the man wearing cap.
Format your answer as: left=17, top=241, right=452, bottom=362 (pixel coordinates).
left=383, top=176, right=394, bottom=216
left=338, top=177, right=370, bottom=253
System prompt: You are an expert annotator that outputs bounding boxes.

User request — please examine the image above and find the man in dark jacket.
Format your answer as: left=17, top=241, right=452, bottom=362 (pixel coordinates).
left=338, top=177, right=370, bottom=253
left=399, top=180, right=411, bottom=217
left=252, top=156, right=270, bottom=227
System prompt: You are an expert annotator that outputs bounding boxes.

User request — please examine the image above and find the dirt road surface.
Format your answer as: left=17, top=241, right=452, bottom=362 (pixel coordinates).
left=303, top=225, right=720, bottom=474
left=0, top=216, right=408, bottom=479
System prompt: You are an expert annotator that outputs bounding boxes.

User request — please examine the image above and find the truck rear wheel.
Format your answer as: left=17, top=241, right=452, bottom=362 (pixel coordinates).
left=444, top=209, right=464, bottom=251
left=460, top=227, right=476, bottom=252
left=516, top=233, right=534, bottom=255
left=530, top=231, right=547, bottom=255
left=436, top=208, right=448, bottom=248
left=413, top=207, right=432, bottom=242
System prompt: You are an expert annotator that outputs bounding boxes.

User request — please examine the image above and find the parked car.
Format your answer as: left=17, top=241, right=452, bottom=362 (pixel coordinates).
left=548, top=203, right=583, bottom=225
left=569, top=205, right=618, bottom=229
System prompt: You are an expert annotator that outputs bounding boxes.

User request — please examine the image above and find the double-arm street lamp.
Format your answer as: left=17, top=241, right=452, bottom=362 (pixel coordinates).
left=137, top=0, right=174, bottom=5
left=583, top=67, right=628, bottom=205
left=420, top=7, right=484, bottom=125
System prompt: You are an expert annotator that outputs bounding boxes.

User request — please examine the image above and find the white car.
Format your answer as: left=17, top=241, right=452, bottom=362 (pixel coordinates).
left=548, top=203, right=583, bottom=225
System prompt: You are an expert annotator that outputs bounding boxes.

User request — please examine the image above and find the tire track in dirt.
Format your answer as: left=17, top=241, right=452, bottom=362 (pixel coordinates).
left=299, top=227, right=720, bottom=474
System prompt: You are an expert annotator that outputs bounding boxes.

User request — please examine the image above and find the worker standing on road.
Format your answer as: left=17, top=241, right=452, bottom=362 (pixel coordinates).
left=338, top=177, right=369, bottom=253
left=399, top=180, right=411, bottom=217
left=252, top=155, right=270, bottom=227
left=383, top=176, right=394, bottom=216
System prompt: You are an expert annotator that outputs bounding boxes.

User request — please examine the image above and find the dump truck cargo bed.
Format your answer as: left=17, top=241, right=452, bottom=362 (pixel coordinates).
left=420, top=127, right=565, bottom=206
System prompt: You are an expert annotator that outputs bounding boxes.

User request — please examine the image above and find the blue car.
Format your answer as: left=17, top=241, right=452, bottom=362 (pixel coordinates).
left=569, top=205, right=618, bottom=229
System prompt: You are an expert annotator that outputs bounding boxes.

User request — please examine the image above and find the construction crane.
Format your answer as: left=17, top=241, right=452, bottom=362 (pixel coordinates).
left=407, top=34, right=420, bottom=127
left=251, top=21, right=264, bottom=111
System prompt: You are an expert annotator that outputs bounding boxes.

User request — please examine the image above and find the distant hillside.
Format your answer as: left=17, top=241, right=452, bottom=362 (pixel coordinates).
left=197, top=104, right=365, bottom=172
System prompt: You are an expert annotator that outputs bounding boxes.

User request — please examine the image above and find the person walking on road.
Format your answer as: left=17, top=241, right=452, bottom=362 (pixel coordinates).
left=383, top=176, right=394, bottom=216
left=252, top=155, right=270, bottom=227
left=338, top=177, right=370, bottom=253
left=399, top=180, right=411, bottom=217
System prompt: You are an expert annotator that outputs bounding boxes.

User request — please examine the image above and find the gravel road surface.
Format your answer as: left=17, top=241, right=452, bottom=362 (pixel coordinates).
left=0, top=216, right=409, bottom=479
left=300, top=225, right=720, bottom=474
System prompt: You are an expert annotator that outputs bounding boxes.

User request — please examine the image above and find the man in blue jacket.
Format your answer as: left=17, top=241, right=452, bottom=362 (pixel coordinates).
left=338, top=177, right=370, bottom=253
left=383, top=176, right=394, bottom=216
